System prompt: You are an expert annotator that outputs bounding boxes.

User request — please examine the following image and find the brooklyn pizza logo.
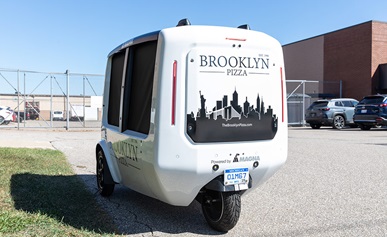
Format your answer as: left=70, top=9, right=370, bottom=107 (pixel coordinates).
left=198, top=54, right=270, bottom=76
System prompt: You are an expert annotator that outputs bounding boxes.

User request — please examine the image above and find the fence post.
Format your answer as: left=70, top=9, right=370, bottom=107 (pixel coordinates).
left=23, top=73, right=26, bottom=128
left=50, top=75, right=53, bottom=128
left=83, top=76, right=86, bottom=127
left=66, top=70, right=70, bottom=131
left=17, top=70, right=20, bottom=130
left=302, top=81, right=306, bottom=126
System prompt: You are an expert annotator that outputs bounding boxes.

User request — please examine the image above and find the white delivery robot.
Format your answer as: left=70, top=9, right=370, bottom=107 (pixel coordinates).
left=96, top=19, right=288, bottom=232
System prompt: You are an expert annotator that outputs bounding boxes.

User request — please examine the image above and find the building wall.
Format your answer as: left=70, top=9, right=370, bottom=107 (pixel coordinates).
left=372, top=21, right=387, bottom=92
left=0, top=94, right=102, bottom=120
left=284, top=20, right=387, bottom=101
left=283, top=36, right=324, bottom=82
left=283, top=36, right=325, bottom=98
left=324, top=21, right=372, bottom=100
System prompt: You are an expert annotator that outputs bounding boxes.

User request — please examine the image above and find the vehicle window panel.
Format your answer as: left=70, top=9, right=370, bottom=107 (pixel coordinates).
left=335, top=101, right=343, bottom=106
left=108, top=50, right=126, bottom=126
left=342, top=101, right=353, bottom=107
left=360, top=97, right=385, bottom=104
left=308, top=101, right=328, bottom=109
left=123, top=40, right=157, bottom=134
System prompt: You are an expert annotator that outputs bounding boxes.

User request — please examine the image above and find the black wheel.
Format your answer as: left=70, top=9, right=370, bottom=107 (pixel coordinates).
left=4, top=121, right=10, bottom=125
left=310, top=124, right=321, bottom=129
left=201, top=190, right=241, bottom=232
left=0, top=116, right=4, bottom=125
left=359, top=125, right=371, bottom=130
left=333, top=115, right=345, bottom=129
left=96, top=150, right=115, bottom=197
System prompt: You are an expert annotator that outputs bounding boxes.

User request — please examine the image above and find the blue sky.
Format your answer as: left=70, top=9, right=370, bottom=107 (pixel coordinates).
left=1, top=0, right=387, bottom=75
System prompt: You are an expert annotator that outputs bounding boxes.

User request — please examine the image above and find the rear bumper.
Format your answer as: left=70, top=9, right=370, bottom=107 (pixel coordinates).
left=354, top=114, right=387, bottom=125
left=305, top=117, right=332, bottom=125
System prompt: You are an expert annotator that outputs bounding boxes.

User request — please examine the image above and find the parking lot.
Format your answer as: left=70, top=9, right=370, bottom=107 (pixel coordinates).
left=0, top=126, right=386, bottom=236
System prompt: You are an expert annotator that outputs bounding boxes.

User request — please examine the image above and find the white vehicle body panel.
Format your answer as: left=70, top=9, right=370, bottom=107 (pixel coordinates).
left=97, top=25, right=288, bottom=206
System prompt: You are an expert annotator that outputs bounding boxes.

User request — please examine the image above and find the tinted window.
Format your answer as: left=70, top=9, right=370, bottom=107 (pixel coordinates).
left=359, top=96, right=385, bottom=104
left=342, top=101, right=355, bottom=107
left=335, top=101, right=343, bottom=106
left=308, top=101, right=328, bottom=109
left=108, top=50, right=126, bottom=126
left=122, top=40, right=157, bottom=134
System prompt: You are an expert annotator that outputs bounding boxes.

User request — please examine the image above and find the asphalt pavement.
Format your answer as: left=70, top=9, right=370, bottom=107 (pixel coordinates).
left=0, top=126, right=386, bottom=236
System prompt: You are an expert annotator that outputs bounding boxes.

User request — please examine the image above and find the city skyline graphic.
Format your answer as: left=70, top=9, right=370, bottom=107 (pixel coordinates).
left=187, top=88, right=278, bottom=142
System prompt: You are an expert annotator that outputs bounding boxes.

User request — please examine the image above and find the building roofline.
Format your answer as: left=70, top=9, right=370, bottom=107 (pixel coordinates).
left=283, top=20, right=387, bottom=47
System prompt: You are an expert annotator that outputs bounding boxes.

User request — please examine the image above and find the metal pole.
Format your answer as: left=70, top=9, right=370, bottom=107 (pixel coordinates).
left=66, top=70, right=70, bottom=130
left=302, top=81, right=306, bottom=126
left=340, top=80, right=343, bottom=98
left=50, top=75, right=53, bottom=127
left=17, top=70, right=20, bottom=130
left=83, top=76, right=86, bottom=127
left=23, top=73, right=26, bottom=128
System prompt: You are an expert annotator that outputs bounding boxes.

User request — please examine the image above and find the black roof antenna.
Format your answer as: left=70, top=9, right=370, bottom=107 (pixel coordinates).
left=176, top=18, right=191, bottom=27
left=237, top=24, right=251, bottom=30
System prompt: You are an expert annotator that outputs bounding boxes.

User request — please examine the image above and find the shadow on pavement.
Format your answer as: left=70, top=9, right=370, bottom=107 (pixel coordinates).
left=10, top=173, right=221, bottom=236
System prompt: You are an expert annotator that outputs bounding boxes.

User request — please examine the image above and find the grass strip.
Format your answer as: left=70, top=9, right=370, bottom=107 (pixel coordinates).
left=0, top=147, right=119, bottom=236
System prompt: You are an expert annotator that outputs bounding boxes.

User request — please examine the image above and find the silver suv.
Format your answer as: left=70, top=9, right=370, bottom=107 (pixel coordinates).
left=305, top=98, right=359, bottom=129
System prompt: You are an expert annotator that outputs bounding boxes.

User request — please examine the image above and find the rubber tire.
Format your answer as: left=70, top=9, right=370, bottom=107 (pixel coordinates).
left=359, top=125, right=371, bottom=130
left=0, top=116, right=4, bottom=125
left=333, top=115, right=345, bottom=129
left=310, top=124, right=321, bottom=129
left=96, top=150, right=115, bottom=197
left=202, top=190, right=241, bottom=232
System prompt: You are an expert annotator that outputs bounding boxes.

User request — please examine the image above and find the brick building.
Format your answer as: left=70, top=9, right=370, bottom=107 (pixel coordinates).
left=283, top=20, right=387, bottom=101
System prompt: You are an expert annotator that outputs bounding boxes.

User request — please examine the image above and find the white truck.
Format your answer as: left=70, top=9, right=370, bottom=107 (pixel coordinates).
left=69, top=105, right=84, bottom=121
left=96, top=19, right=288, bottom=232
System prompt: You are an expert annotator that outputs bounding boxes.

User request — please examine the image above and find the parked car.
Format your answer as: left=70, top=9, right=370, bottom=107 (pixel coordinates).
left=353, top=94, right=387, bottom=130
left=0, top=106, right=13, bottom=125
left=14, top=111, right=29, bottom=122
left=27, top=107, right=40, bottom=120
left=305, top=98, right=359, bottom=129
left=52, top=110, right=64, bottom=121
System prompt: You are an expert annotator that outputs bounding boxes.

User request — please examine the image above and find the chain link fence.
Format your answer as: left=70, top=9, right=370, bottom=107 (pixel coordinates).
left=1, top=68, right=342, bottom=129
left=0, top=68, right=104, bottom=129
left=286, top=80, right=342, bottom=126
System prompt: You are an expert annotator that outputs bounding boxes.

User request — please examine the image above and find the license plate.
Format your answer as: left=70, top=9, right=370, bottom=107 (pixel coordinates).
left=361, top=109, right=367, bottom=113
left=224, top=168, right=249, bottom=186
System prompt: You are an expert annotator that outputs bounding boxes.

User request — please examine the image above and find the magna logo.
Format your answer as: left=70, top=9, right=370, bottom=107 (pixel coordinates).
left=231, top=153, right=260, bottom=162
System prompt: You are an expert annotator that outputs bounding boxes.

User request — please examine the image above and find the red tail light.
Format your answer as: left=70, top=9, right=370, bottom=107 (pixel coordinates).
left=379, top=103, right=387, bottom=108
left=171, top=61, right=177, bottom=125
left=321, top=108, right=330, bottom=111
